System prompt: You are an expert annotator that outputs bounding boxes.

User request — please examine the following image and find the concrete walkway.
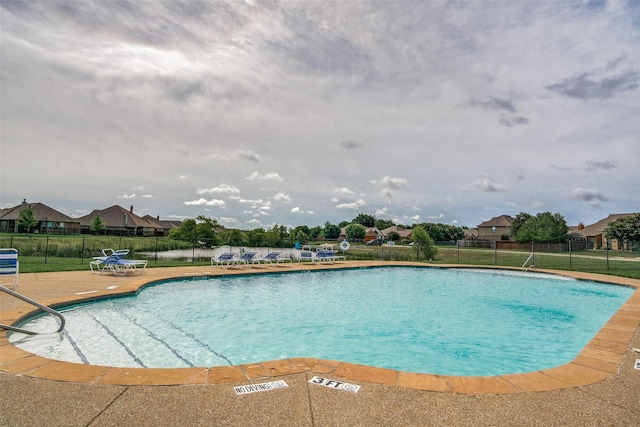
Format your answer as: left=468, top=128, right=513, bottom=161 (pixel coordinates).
left=1, top=263, right=639, bottom=426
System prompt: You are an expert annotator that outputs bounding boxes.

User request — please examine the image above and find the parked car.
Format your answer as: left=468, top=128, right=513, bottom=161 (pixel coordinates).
left=367, top=239, right=383, bottom=246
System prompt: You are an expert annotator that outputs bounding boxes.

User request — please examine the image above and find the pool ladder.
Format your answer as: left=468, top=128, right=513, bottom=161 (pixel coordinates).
left=522, top=253, right=535, bottom=271
left=0, top=285, right=66, bottom=335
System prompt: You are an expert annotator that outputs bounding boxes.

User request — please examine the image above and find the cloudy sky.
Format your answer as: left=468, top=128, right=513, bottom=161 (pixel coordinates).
left=1, top=1, right=638, bottom=229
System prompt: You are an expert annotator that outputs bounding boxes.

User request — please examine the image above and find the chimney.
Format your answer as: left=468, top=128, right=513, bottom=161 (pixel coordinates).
left=578, top=223, right=584, bottom=230
left=130, top=205, right=134, bottom=213
left=21, top=199, right=27, bottom=209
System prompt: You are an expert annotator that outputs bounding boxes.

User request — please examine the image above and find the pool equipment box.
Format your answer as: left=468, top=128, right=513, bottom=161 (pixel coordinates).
left=309, top=376, right=361, bottom=393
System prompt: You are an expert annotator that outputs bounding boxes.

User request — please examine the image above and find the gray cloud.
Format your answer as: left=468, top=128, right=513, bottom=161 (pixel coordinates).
left=585, top=159, right=615, bottom=171
left=499, top=116, right=529, bottom=127
left=468, top=97, right=517, bottom=113
left=340, top=140, right=363, bottom=150
left=545, top=70, right=639, bottom=100
left=571, top=187, right=610, bottom=208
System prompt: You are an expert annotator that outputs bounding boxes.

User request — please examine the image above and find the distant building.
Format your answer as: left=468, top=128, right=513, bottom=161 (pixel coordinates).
left=381, top=225, right=413, bottom=241
left=0, top=199, right=80, bottom=234
left=78, top=205, right=157, bottom=236
left=476, top=215, right=514, bottom=241
left=339, top=226, right=383, bottom=242
left=142, top=215, right=181, bottom=237
left=573, top=213, right=639, bottom=250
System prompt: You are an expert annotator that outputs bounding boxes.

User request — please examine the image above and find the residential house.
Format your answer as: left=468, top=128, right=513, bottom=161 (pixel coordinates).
left=574, top=213, right=639, bottom=250
left=142, top=215, right=181, bottom=237
left=381, top=225, right=413, bottom=241
left=78, top=205, right=157, bottom=236
left=0, top=199, right=80, bottom=234
left=339, top=226, right=383, bottom=242
left=477, top=215, right=514, bottom=241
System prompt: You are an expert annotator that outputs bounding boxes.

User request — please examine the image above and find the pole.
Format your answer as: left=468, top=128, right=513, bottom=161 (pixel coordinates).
left=45, top=235, right=49, bottom=264
left=569, top=240, right=572, bottom=270
left=494, top=241, right=497, bottom=264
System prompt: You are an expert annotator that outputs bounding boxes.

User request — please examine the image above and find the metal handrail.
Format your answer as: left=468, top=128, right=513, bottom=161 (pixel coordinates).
left=521, top=253, right=535, bottom=271
left=0, top=285, right=65, bottom=335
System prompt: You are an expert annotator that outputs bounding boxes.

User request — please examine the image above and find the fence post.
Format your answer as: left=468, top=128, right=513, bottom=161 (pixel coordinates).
left=154, top=237, right=159, bottom=264
left=569, top=240, right=572, bottom=270
left=606, top=239, right=609, bottom=269
left=456, top=240, right=459, bottom=264
left=81, top=236, right=85, bottom=264
left=494, top=241, right=497, bottom=265
left=45, top=235, right=49, bottom=264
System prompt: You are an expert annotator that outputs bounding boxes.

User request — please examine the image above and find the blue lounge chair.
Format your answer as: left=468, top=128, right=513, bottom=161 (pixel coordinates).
left=315, top=248, right=336, bottom=264
left=235, top=251, right=258, bottom=267
left=298, top=246, right=315, bottom=262
left=90, top=249, right=131, bottom=274
left=0, top=248, right=19, bottom=289
left=90, top=254, right=147, bottom=276
left=252, top=251, right=281, bottom=265
left=211, top=252, right=237, bottom=267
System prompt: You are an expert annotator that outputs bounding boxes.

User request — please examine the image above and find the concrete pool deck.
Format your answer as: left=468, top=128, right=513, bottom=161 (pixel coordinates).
left=1, top=261, right=639, bottom=425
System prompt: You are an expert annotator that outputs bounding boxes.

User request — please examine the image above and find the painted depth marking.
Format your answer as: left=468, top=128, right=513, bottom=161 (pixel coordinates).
left=234, top=380, right=288, bottom=395
left=634, top=359, right=640, bottom=371
left=75, top=291, right=98, bottom=295
left=309, top=376, right=361, bottom=393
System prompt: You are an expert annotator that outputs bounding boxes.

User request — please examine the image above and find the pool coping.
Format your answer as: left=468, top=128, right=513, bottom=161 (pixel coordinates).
left=1, top=261, right=639, bottom=394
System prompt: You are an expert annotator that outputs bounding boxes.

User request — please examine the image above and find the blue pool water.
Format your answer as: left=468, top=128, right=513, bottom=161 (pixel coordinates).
left=10, top=267, right=634, bottom=376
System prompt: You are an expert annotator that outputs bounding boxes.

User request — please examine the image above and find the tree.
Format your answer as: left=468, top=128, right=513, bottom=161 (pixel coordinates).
left=18, top=205, right=38, bottom=233
left=418, top=223, right=466, bottom=242
left=169, top=215, right=219, bottom=244
left=219, top=229, right=245, bottom=246
left=514, top=212, right=568, bottom=243
left=353, top=213, right=376, bottom=227
left=265, top=224, right=290, bottom=247
left=345, top=223, right=366, bottom=241
left=604, top=214, right=640, bottom=245
left=411, top=225, right=437, bottom=260
left=323, top=221, right=341, bottom=239
left=386, top=231, right=400, bottom=242
left=308, top=226, right=322, bottom=239
left=246, top=228, right=266, bottom=247
left=90, top=214, right=106, bottom=235
left=510, top=212, right=532, bottom=239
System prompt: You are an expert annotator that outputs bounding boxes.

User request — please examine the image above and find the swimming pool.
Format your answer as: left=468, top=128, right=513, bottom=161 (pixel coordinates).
left=9, top=267, right=634, bottom=376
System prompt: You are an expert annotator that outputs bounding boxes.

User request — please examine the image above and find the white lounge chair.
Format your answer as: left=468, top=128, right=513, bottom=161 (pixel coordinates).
left=298, top=246, right=315, bottom=262
left=212, top=252, right=238, bottom=267
left=90, top=254, right=147, bottom=276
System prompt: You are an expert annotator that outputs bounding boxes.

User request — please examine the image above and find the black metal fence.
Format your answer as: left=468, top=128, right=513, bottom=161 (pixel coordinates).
left=1, top=234, right=638, bottom=275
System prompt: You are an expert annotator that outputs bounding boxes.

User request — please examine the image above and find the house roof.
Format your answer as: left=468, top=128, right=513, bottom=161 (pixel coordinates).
left=142, top=215, right=181, bottom=231
left=477, top=215, right=514, bottom=228
left=0, top=200, right=76, bottom=222
left=77, top=205, right=156, bottom=228
left=381, top=225, right=412, bottom=238
left=576, top=213, right=639, bottom=238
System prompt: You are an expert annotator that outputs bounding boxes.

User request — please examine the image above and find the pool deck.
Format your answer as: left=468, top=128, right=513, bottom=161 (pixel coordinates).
left=1, top=261, right=639, bottom=426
